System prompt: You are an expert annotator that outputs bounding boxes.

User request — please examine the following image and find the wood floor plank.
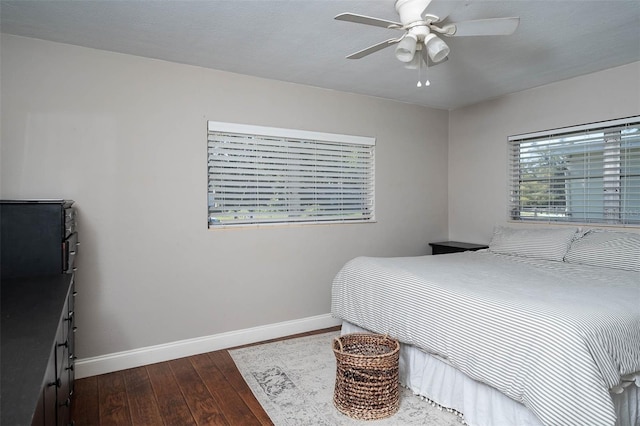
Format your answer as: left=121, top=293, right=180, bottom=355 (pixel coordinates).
left=98, top=371, right=133, bottom=425
left=146, top=362, right=197, bottom=426
left=71, top=375, right=99, bottom=425
left=210, top=350, right=273, bottom=426
left=71, top=327, right=339, bottom=425
left=169, top=357, right=229, bottom=425
left=123, top=367, right=164, bottom=426
left=190, top=352, right=263, bottom=426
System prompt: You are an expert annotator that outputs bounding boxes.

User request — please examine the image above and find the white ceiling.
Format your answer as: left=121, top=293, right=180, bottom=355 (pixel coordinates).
left=1, top=0, right=639, bottom=110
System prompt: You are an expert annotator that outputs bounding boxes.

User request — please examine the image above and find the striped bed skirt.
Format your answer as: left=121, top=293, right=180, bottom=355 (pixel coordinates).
left=341, top=321, right=639, bottom=426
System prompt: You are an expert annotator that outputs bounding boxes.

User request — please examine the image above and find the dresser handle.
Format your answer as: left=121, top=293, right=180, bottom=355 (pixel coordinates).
left=48, top=378, right=61, bottom=388
left=66, top=364, right=74, bottom=372
left=58, top=340, right=68, bottom=348
left=59, top=397, right=71, bottom=407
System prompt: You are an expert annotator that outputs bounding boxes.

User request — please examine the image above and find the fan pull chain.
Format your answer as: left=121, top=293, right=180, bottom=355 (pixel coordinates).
left=416, top=53, right=431, bottom=88
left=424, top=55, right=431, bottom=87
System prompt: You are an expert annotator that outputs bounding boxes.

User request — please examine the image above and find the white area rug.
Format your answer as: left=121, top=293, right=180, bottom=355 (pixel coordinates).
left=229, top=331, right=464, bottom=425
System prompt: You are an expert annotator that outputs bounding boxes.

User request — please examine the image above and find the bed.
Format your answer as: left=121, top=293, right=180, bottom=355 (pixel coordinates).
left=331, top=227, right=640, bottom=426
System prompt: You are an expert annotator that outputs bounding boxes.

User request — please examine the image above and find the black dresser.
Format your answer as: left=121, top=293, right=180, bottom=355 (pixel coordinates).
left=1, top=200, right=77, bottom=280
left=1, top=200, right=78, bottom=426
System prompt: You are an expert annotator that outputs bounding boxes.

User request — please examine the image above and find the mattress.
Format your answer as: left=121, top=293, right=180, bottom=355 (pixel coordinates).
left=331, top=251, right=640, bottom=426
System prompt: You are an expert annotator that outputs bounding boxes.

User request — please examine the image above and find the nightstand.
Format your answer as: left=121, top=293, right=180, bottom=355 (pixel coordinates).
left=429, top=241, right=489, bottom=255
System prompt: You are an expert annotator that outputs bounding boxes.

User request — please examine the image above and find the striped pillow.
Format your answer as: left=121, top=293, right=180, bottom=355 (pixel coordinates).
left=488, top=226, right=578, bottom=261
left=565, top=230, right=640, bottom=272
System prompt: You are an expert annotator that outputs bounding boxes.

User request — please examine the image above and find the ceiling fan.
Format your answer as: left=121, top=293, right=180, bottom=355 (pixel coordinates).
left=335, top=0, right=520, bottom=69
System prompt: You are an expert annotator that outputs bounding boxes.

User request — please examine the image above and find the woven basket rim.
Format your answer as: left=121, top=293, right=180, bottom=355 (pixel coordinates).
left=333, top=333, right=400, bottom=358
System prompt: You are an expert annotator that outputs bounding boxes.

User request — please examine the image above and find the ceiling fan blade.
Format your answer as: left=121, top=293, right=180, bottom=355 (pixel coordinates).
left=346, top=38, right=401, bottom=59
left=335, top=13, right=402, bottom=29
left=446, top=17, right=520, bottom=36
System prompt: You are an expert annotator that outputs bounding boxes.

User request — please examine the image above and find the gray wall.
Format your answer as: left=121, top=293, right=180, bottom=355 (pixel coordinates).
left=4, top=33, right=637, bottom=362
left=448, top=62, right=640, bottom=244
left=1, top=35, right=449, bottom=358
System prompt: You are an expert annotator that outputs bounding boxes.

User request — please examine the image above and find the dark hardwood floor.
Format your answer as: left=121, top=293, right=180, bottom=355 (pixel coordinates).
left=70, top=326, right=340, bottom=425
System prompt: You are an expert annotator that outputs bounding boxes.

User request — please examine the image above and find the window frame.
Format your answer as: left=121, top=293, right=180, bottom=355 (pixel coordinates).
left=508, top=116, right=640, bottom=226
left=207, top=121, right=376, bottom=228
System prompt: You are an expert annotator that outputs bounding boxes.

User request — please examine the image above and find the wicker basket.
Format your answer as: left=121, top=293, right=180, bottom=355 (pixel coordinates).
left=332, top=333, right=400, bottom=420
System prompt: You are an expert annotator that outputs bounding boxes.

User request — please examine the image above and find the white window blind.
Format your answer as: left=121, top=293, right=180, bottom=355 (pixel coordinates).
left=207, top=121, right=375, bottom=227
left=508, top=116, right=640, bottom=226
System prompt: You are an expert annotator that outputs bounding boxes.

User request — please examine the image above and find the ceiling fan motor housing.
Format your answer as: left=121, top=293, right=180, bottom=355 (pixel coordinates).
left=395, top=0, right=432, bottom=25
left=395, top=0, right=432, bottom=47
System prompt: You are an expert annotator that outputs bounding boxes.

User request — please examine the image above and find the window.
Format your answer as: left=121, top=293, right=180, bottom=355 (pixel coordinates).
left=207, top=121, right=375, bottom=227
left=509, top=116, right=640, bottom=226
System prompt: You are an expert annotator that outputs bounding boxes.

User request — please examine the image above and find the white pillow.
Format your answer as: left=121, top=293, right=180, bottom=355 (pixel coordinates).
left=565, top=229, right=640, bottom=272
left=488, top=226, right=578, bottom=262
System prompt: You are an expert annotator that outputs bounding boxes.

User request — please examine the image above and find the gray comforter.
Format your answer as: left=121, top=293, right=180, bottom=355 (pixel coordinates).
left=331, top=251, right=640, bottom=426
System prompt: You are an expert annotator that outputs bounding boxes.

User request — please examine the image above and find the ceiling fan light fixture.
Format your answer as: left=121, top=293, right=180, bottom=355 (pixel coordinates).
left=424, top=33, right=450, bottom=62
left=404, top=47, right=422, bottom=69
left=395, top=33, right=418, bottom=62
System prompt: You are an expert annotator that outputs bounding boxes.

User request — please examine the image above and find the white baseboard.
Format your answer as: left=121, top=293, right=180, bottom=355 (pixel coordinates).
left=75, top=313, right=342, bottom=379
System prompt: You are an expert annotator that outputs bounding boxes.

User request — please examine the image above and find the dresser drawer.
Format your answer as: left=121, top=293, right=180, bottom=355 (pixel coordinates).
left=63, top=233, right=79, bottom=274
